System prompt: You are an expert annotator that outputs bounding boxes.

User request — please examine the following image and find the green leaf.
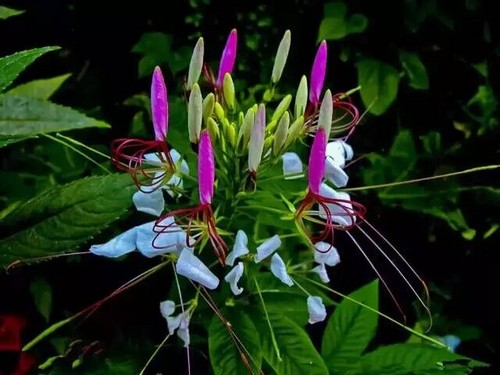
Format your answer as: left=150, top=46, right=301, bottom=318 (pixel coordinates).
left=0, top=174, right=135, bottom=268
left=0, top=136, right=32, bottom=149
left=0, top=47, right=60, bottom=92
left=209, top=308, right=262, bottom=375
left=317, top=2, right=367, bottom=41
left=132, top=32, right=172, bottom=78
left=0, top=94, right=110, bottom=138
left=7, top=73, right=71, bottom=99
left=321, top=279, right=379, bottom=373
left=357, top=58, right=400, bottom=115
left=399, top=51, right=429, bottom=90
left=30, top=277, right=52, bottom=322
left=360, top=343, right=488, bottom=374
left=255, top=313, right=328, bottom=375
left=0, top=6, right=25, bottom=20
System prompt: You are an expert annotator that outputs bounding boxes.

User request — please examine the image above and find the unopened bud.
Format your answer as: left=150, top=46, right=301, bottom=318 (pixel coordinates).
left=238, top=106, right=256, bottom=148
left=188, top=83, right=202, bottom=144
left=226, top=122, right=236, bottom=147
left=187, top=37, right=204, bottom=91
left=271, top=30, right=291, bottom=84
left=214, top=102, right=225, bottom=123
left=248, top=104, right=266, bottom=172
left=271, top=94, right=292, bottom=123
left=207, top=117, right=220, bottom=142
left=223, top=73, right=235, bottom=111
left=295, top=75, right=308, bottom=119
left=284, top=115, right=304, bottom=149
left=318, top=89, right=333, bottom=137
left=273, top=111, right=289, bottom=156
left=202, top=93, right=215, bottom=124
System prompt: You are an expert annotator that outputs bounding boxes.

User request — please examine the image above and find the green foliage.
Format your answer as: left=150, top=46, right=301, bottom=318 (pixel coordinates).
left=361, top=129, right=476, bottom=239
left=209, top=309, right=262, bottom=374
left=0, top=174, right=135, bottom=268
left=0, top=94, right=109, bottom=146
left=0, top=5, right=24, bottom=20
left=321, top=280, right=378, bottom=373
left=360, top=343, right=487, bottom=374
left=399, top=51, right=429, bottom=90
left=29, top=277, right=53, bottom=322
left=132, top=32, right=191, bottom=78
left=7, top=73, right=71, bottom=99
left=256, top=313, right=329, bottom=375
left=0, top=47, right=59, bottom=92
left=317, top=2, right=368, bottom=41
left=357, top=58, right=400, bottom=115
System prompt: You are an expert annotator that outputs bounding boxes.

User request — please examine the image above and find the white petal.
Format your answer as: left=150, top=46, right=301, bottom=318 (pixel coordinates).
left=325, top=141, right=347, bottom=168
left=312, top=263, right=330, bottom=283
left=270, top=253, right=293, bottom=286
left=318, top=183, right=355, bottom=226
left=314, top=242, right=341, bottom=267
left=133, top=189, right=165, bottom=216
left=225, top=230, right=249, bottom=266
left=177, top=310, right=191, bottom=346
left=176, top=248, right=220, bottom=289
left=159, top=300, right=176, bottom=318
left=340, top=140, right=354, bottom=161
left=89, top=227, right=137, bottom=258
left=324, top=161, right=349, bottom=188
left=224, top=262, right=244, bottom=295
left=254, top=235, right=281, bottom=263
left=144, top=152, right=163, bottom=164
left=136, top=221, right=183, bottom=258
left=166, top=314, right=181, bottom=335
left=307, top=296, right=327, bottom=324
left=281, top=152, right=303, bottom=179
left=170, top=149, right=190, bottom=175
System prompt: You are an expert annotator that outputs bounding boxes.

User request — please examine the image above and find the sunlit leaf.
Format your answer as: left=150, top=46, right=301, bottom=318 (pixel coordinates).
left=321, top=279, right=379, bottom=373
left=209, top=308, right=262, bottom=375
left=400, top=51, right=429, bottom=90
left=0, top=47, right=60, bottom=92
left=7, top=73, right=71, bottom=99
left=360, top=343, right=488, bottom=374
left=0, top=6, right=25, bottom=20
left=357, top=58, right=400, bottom=115
left=0, top=174, right=135, bottom=268
left=0, top=94, right=109, bottom=138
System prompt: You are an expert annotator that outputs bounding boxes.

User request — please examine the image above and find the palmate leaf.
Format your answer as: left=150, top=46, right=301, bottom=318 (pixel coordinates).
left=360, top=343, right=488, bottom=374
left=321, top=279, right=379, bottom=373
left=7, top=73, right=71, bottom=99
left=0, top=94, right=109, bottom=139
left=254, top=312, right=328, bottom=375
left=208, top=308, right=262, bottom=375
left=0, top=174, right=135, bottom=268
left=0, top=47, right=60, bottom=92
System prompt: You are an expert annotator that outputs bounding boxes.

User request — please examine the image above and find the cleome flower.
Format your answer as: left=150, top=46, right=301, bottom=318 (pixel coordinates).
left=153, top=130, right=229, bottom=265
left=111, top=67, right=180, bottom=194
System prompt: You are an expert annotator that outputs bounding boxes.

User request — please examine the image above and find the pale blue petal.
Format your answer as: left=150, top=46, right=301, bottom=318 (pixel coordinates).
left=307, top=296, right=327, bottom=324
left=163, top=175, right=183, bottom=197
left=136, top=221, right=183, bottom=258
left=254, top=235, right=281, bottom=263
left=341, top=141, right=354, bottom=161
left=89, top=227, right=137, bottom=258
left=314, top=242, right=341, bottom=267
left=133, top=189, right=165, bottom=216
left=159, top=300, right=176, bottom=318
left=177, top=311, right=191, bottom=347
left=270, top=253, right=293, bottom=286
left=325, top=141, right=347, bottom=168
left=281, top=152, right=303, bottom=179
left=170, top=149, right=190, bottom=175
left=166, top=315, right=181, bottom=335
left=439, top=335, right=461, bottom=352
left=144, top=152, right=163, bottom=165
left=225, top=230, right=249, bottom=266
left=224, top=262, right=244, bottom=295
left=324, top=161, right=349, bottom=188
left=176, top=248, right=220, bottom=289
left=319, top=183, right=355, bottom=226
left=312, top=263, right=330, bottom=283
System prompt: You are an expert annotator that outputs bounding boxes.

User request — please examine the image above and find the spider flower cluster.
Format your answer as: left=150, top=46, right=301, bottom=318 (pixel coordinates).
left=91, top=28, right=364, bottom=344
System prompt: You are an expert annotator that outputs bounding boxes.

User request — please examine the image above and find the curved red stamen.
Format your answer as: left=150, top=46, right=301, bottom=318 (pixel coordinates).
left=153, top=204, right=228, bottom=265
left=295, top=190, right=366, bottom=246
left=111, top=138, right=174, bottom=192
